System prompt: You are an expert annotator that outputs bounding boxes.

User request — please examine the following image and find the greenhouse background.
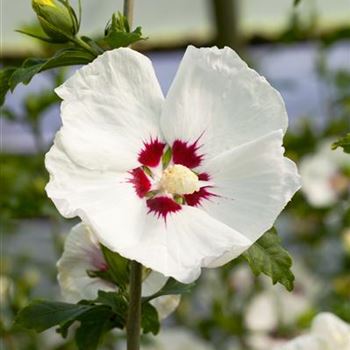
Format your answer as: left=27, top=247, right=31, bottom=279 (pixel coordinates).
left=1, top=0, right=349, bottom=349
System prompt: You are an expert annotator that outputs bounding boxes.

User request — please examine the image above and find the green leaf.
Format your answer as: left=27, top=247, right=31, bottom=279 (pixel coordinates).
left=294, top=0, right=302, bottom=6
left=15, top=29, right=55, bottom=43
left=5, top=48, right=94, bottom=100
left=104, top=12, right=145, bottom=49
left=94, top=290, right=128, bottom=326
left=100, top=244, right=130, bottom=290
left=141, top=303, right=160, bottom=335
left=243, top=228, right=295, bottom=291
left=15, top=300, right=93, bottom=332
left=332, top=134, right=350, bottom=153
left=143, top=277, right=195, bottom=303
left=75, top=306, right=116, bottom=350
left=105, top=27, right=144, bottom=48
left=0, top=67, right=16, bottom=105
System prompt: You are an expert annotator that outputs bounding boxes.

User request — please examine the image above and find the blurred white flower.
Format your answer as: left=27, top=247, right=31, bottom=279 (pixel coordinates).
left=57, top=223, right=180, bottom=319
left=0, top=275, right=14, bottom=302
left=245, top=264, right=321, bottom=333
left=229, top=265, right=254, bottom=295
left=46, top=46, right=300, bottom=283
left=247, top=334, right=286, bottom=350
left=342, top=228, right=350, bottom=254
left=276, top=313, right=350, bottom=350
left=300, top=140, right=350, bottom=207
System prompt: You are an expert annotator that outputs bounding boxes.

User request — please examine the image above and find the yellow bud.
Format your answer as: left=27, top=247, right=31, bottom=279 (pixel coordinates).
left=34, top=0, right=55, bottom=6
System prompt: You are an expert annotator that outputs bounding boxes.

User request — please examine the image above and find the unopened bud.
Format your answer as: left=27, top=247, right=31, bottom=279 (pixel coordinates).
left=32, top=0, right=79, bottom=42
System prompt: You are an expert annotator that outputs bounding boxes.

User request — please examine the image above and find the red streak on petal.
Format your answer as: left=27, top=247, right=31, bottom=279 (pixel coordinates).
left=146, top=196, right=181, bottom=221
left=129, top=168, right=151, bottom=198
left=198, top=172, right=210, bottom=181
left=138, top=138, right=166, bottom=167
left=172, top=140, right=203, bottom=169
left=98, top=262, right=109, bottom=272
left=184, top=187, right=215, bottom=207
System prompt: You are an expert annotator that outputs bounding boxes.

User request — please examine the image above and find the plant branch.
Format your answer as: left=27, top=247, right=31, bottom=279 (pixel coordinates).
left=70, top=36, right=98, bottom=57
left=126, top=260, right=142, bottom=350
left=123, top=0, right=135, bottom=29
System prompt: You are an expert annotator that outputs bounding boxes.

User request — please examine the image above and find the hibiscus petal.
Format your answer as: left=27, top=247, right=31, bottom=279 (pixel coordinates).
left=45, top=133, right=146, bottom=249
left=161, top=46, right=287, bottom=160
left=100, top=206, right=251, bottom=284
left=55, top=48, right=164, bottom=172
left=57, top=223, right=116, bottom=302
left=142, top=271, right=181, bottom=319
left=199, top=130, right=301, bottom=267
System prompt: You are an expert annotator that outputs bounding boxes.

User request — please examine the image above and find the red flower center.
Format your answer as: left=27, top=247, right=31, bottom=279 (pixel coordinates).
left=128, top=138, right=216, bottom=221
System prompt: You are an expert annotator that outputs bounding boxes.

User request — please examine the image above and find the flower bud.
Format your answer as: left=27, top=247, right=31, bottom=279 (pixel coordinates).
left=32, top=0, right=79, bottom=42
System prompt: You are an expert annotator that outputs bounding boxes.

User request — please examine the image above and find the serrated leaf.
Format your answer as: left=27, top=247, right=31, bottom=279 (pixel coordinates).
left=105, top=27, right=145, bottom=48
left=332, top=134, right=350, bottom=153
left=104, top=12, right=145, bottom=49
left=75, top=306, right=115, bottom=350
left=243, top=228, right=295, bottom=291
left=143, top=277, right=195, bottom=303
left=141, top=303, right=160, bottom=335
left=15, top=300, right=92, bottom=332
left=100, top=244, right=130, bottom=290
left=0, top=67, right=16, bottom=105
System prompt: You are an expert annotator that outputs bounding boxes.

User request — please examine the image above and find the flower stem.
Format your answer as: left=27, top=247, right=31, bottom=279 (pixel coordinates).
left=123, top=0, right=135, bottom=29
left=126, top=260, right=142, bottom=350
left=71, top=36, right=98, bottom=57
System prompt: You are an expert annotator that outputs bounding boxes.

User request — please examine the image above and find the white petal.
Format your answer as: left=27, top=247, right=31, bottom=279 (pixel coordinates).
left=312, top=313, right=350, bottom=349
left=46, top=133, right=145, bottom=251
left=200, top=131, right=300, bottom=267
left=58, top=222, right=179, bottom=318
left=56, top=48, right=164, bottom=172
left=278, top=335, right=323, bottom=350
left=103, top=205, right=250, bottom=284
left=142, top=271, right=181, bottom=320
left=57, top=223, right=116, bottom=302
left=151, top=295, right=181, bottom=320
left=161, top=46, right=287, bottom=160
left=142, top=271, right=168, bottom=297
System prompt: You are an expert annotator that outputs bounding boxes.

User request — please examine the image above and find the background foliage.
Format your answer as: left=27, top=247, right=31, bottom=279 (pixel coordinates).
left=1, top=1, right=349, bottom=349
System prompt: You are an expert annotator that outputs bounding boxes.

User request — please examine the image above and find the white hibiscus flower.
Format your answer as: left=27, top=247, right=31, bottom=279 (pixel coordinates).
left=46, top=46, right=300, bottom=283
left=57, top=223, right=180, bottom=319
left=300, top=140, right=350, bottom=207
left=276, top=313, right=350, bottom=350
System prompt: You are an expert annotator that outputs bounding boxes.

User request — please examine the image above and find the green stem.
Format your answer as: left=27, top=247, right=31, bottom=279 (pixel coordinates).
left=126, top=260, right=142, bottom=350
left=71, top=36, right=98, bottom=57
left=123, top=0, right=135, bottom=29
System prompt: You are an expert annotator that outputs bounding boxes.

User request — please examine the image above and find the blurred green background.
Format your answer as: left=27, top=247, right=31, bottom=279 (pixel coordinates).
left=1, top=0, right=349, bottom=349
